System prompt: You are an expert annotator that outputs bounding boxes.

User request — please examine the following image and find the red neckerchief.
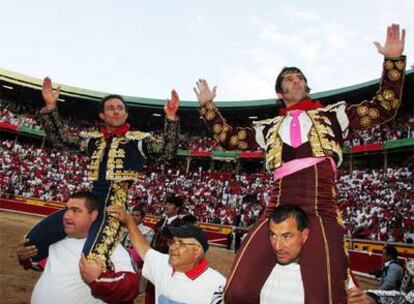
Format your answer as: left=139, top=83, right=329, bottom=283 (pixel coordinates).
left=172, top=256, right=209, bottom=280
left=279, top=98, right=323, bottom=116
left=100, top=123, right=130, bottom=141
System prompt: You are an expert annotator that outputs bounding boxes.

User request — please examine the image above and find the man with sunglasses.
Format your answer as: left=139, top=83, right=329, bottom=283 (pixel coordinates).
left=107, top=205, right=226, bottom=304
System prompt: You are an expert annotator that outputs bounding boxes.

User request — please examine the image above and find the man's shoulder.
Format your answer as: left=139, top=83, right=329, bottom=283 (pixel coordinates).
left=388, top=260, right=405, bottom=271
left=308, top=101, right=346, bottom=113
left=203, top=267, right=226, bottom=282
left=252, top=116, right=281, bottom=126
left=79, top=130, right=102, bottom=139
left=125, top=131, right=152, bottom=141
left=145, top=248, right=169, bottom=263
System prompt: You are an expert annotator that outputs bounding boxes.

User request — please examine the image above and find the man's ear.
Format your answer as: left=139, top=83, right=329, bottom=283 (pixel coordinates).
left=125, top=113, right=128, bottom=121
left=301, top=228, right=310, bottom=243
left=99, top=112, right=105, bottom=121
left=276, top=93, right=284, bottom=100
left=91, top=210, right=99, bottom=223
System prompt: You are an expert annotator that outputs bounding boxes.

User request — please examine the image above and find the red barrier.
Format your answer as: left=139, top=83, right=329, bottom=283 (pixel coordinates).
left=351, top=143, right=383, bottom=153
left=0, top=121, right=18, bottom=131
left=0, top=198, right=60, bottom=215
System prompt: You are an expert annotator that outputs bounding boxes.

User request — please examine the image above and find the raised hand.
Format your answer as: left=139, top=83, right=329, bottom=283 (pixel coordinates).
left=194, top=79, right=217, bottom=106
left=16, top=239, right=38, bottom=262
left=107, top=205, right=133, bottom=226
left=41, top=77, right=61, bottom=110
left=164, top=89, right=180, bottom=121
left=374, top=23, right=405, bottom=58
left=79, top=254, right=104, bottom=284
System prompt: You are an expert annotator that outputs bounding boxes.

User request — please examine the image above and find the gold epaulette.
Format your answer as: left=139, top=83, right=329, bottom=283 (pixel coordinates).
left=80, top=130, right=103, bottom=139
left=316, top=101, right=346, bottom=112
left=125, top=131, right=152, bottom=141
left=252, top=117, right=279, bottom=126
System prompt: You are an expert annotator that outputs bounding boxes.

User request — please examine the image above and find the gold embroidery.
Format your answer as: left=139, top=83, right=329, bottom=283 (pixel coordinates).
left=88, top=138, right=106, bottom=181
left=383, top=89, right=395, bottom=101
left=213, top=124, right=222, bottom=134
left=126, top=131, right=151, bottom=141
left=308, top=111, right=342, bottom=166
left=388, top=69, right=401, bottom=81
left=81, top=131, right=103, bottom=139
left=238, top=141, right=248, bottom=150
left=237, top=130, right=247, bottom=140
left=384, top=60, right=394, bottom=70
left=89, top=182, right=129, bottom=267
left=360, top=116, right=371, bottom=127
left=391, top=98, right=400, bottom=109
left=230, top=135, right=238, bottom=146
left=206, top=101, right=216, bottom=110
left=200, top=107, right=206, bottom=115
left=265, top=117, right=284, bottom=170
left=219, top=132, right=227, bottom=142
left=357, top=105, right=368, bottom=116
left=206, top=111, right=215, bottom=120
left=380, top=100, right=391, bottom=110
left=368, top=108, right=379, bottom=119
left=395, top=60, right=405, bottom=71
left=213, top=134, right=220, bottom=143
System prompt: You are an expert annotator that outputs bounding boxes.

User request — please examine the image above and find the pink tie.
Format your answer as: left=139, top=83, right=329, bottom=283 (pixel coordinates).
left=289, top=110, right=302, bottom=148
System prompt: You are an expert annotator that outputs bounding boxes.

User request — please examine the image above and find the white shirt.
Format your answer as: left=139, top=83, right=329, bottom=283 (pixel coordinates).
left=143, top=249, right=226, bottom=304
left=260, top=263, right=304, bottom=304
left=278, top=112, right=312, bottom=147
left=260, top=262, right=356, bottom=304
left=31, top=237, right=134, bottom=304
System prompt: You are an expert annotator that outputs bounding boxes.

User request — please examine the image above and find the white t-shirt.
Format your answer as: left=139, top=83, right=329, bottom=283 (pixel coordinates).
left=260, top=263, right=304, bottom=304
left=260, top=262, right=356, bottom=304
left=31, top=237, right=134, bottom=304
left=143, top=249, right=226, bottom=304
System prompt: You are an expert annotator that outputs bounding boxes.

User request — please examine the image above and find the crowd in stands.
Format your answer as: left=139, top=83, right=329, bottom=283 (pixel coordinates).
left=1, top=99, right=43, bottom=130
left=338, top=167, right=414, bottom=243
left=0, top=140, right=90, bottom=202
left=343, top=114, right=414, bottom=147
left=1, top=137, right=413, bottom=243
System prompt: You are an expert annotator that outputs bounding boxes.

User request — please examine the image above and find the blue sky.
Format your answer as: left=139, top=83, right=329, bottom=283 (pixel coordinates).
left=0, top=0, right=412, bottom=101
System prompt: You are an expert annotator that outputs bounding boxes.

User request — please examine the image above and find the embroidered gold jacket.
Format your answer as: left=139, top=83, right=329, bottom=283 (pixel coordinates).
left=199, top=56, right=406, bottom=171
left=39, top=108, right=179, bottom=181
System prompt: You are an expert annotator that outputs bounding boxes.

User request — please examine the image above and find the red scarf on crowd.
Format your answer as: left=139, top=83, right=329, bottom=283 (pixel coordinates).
left=100, top=123, right=130, bottom=141
left=279, top=98, right=323, bottom=116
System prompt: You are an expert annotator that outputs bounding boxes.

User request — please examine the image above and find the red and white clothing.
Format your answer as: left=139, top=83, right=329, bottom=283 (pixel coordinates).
left=29, top=237, right=138, bottom=304
left=142, top=249, right=226, bottom=304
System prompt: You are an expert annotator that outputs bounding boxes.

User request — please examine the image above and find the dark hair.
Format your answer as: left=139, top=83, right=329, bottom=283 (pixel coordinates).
left=181, top=214, right=198, bottom=225
left=100, top=94, right=128, bottom=113
left=384, top=245, right=399, bottom=260
left=132, top=205, right=146, bottom=218
left=269, top=204, right=308, bottom=231
left=166, top=195, right=184, bottom=208
left=275, top=66, right=311, bottom=94
left=69, top=191, right=99, bottom=213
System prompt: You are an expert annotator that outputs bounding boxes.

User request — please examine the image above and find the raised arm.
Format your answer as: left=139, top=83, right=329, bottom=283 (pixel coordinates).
left=143, top=90, right=180, bottom=162
left=346, top=24, right=406, bottom=130
left=194, top=79, right=259, bottom=151
left=106, top=206, right=151, bottom=259
left=38, top=77, right=81, bottom=149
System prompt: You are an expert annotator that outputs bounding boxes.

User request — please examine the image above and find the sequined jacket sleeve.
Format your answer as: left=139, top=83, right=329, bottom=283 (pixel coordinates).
left=199, top=100, right=260, bottom=151
left=142, top=118, right=179, bottom=163
left=346, top=56, right=406, bottom=130
left=38, top=107, right=81, bottom=150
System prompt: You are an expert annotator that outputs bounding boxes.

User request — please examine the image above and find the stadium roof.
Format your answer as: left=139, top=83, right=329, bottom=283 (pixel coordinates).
left=1, top=67, right=413, bottom=109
